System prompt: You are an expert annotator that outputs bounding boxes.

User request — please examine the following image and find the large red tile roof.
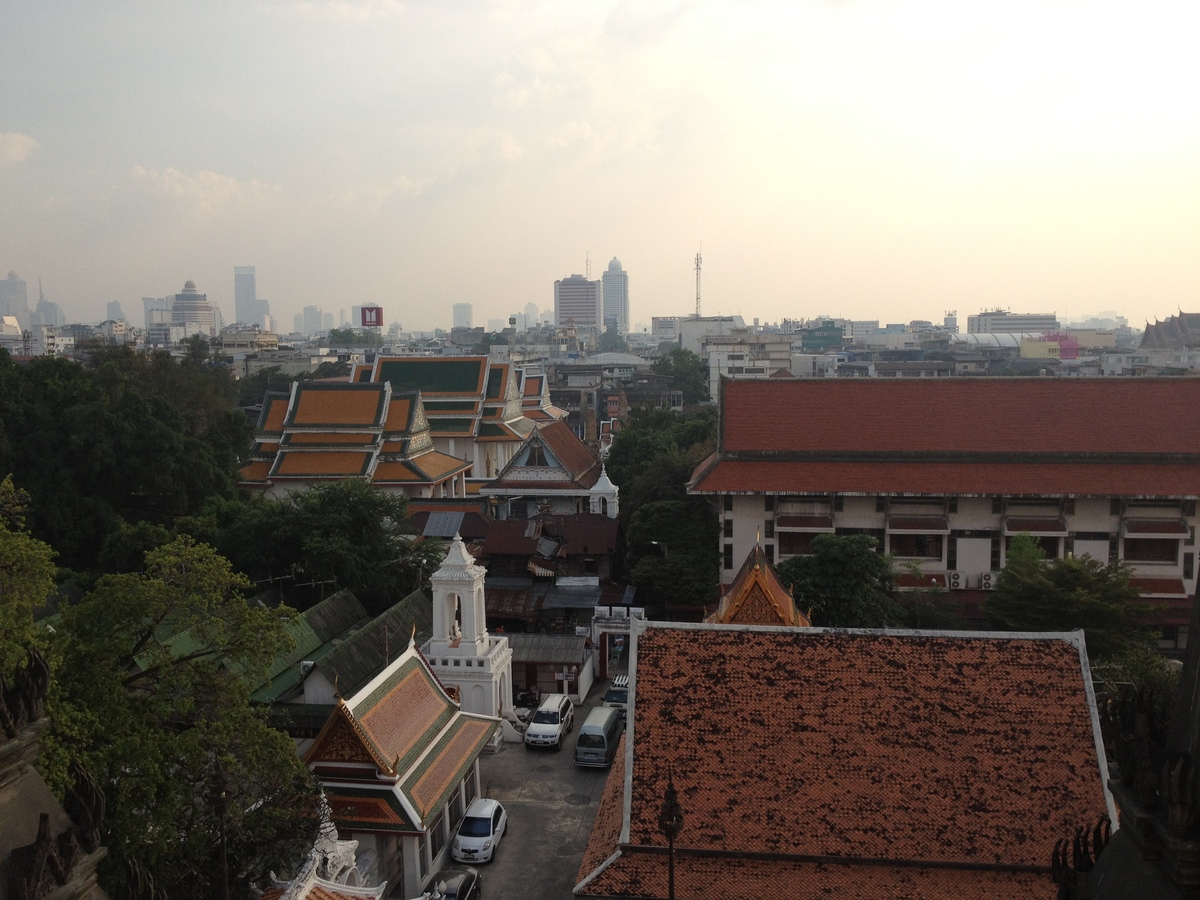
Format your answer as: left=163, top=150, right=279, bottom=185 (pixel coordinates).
left=692, top=458, right=1200, bottom=497
left=538, top=418, right=601, bottom=480
left=692, top=379, right=1200, bottom=498
left=720, top=378, right=1200, bottom=455
left=576, top=623, right=1110, bottom=899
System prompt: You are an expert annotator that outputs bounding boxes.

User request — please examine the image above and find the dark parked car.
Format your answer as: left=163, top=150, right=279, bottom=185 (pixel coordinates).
left=424, top=866, right=481, bottom=900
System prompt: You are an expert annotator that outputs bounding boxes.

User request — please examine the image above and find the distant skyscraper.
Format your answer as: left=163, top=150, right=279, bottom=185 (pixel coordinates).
left=524, top=302, right=538, bottom=328
left=106, top=300, right=127, bottom=322
left=303, top=306, right=322, bottom=335
left=554, top=274, right=601, bottom=329
left=601, top=258, right=629, bottom=332
left=453, top=303, right=472, bottom=329
left=322, top=311, right=334, bottom=331
left=35, top=298, right=66, bottom=327
left=171, top=280, right=217, bottom=338
left=233, top=266, right=270, bottom=327
left=0, top=271, right=30, bottom=330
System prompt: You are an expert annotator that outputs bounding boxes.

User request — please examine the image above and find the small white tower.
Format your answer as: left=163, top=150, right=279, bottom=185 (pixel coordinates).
left=589, top=464, right=619, bottom=518
left=428, top=533, right=489, bottom=656
left=423, top=535, right=513, bottom=722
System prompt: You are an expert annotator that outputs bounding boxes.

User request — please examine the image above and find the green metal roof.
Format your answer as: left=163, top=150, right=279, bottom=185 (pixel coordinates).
left=376, top=358, right=485, bottom=394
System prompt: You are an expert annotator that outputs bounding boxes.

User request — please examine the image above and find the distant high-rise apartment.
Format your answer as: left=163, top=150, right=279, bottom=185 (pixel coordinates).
left=601, top=258, right=629, bottom=332
left=35, top=299, right=66, bottom=327
left=233, top=266, right=270, bottom=327
left=554, top=274, right=601, bottom=329
left=171, top=280, right=218, bottom=338
left=453, top=303, right=472, bottom=329
left=106, top=301, right=127, bottom=322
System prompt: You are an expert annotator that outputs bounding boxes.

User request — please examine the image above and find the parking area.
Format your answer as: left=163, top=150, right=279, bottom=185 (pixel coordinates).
left=475, top=691, right=613, bottom=899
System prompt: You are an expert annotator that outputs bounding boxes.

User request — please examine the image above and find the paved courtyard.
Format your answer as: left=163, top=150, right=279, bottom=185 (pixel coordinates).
left=474, top=691, right=614, bottom=899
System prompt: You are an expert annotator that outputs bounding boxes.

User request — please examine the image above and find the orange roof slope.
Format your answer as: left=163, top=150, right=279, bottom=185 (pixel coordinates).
left=691, top=378, right=1200, bottom=497
left=705, top=545, right=809, bottom=626
left=720, top=378, right=1200, bottom=455
left=576, top=624, right=1110, bottom=899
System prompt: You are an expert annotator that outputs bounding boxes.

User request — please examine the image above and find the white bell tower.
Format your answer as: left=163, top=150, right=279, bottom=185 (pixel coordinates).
left=423, top=535, right=513, bottom=723
left=428, top=533, right=488, bottom=657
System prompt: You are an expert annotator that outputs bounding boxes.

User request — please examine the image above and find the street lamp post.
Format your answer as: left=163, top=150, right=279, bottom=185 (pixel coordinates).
left=657, top=765, right=684, bottom=900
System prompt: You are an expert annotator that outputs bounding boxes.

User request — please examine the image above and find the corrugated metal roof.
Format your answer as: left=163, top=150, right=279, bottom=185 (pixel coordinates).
left=507, top=632, right=589, bottom=663
left=424, top=511, right=465, bottom=538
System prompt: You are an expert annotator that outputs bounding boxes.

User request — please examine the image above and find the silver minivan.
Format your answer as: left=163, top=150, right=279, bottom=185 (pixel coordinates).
left=573, top=706, right=624, bottom=768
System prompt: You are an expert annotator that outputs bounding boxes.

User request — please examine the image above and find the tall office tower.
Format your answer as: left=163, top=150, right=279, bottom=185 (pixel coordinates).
left=233, top=266, right=270, bottom=327
left=302, top=305, right=322, bottom=335
left=106, top=301, right=127, bottom=322
left=0, top=271, right=30, bottom=330
left=171, top=280, right=218, bottom=338
left=553, top=274, right=601, bottom=329
left=322, top=311, right=334, bottom=331
left=524, top=302, right=538, bottom=329
left=234, top=266, right=257, bottom=324
left=35, top=299, right=66, bottom=327
left=601, top=258, right=629, bottom=332
left=453, top=303, right=472, bottom=329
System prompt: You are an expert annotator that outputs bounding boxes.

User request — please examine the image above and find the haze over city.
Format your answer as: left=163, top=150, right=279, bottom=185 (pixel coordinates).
left=2, top=0, right=1197, bottom=332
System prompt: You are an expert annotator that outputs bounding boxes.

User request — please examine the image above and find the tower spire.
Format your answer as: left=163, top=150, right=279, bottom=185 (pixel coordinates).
left=694, top=249, right=702, bottom=318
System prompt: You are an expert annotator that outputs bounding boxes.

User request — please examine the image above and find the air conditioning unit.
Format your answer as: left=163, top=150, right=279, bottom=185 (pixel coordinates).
left=948, top=571, right=966, bottom=590
left=980, top=571, right=999, bottom=590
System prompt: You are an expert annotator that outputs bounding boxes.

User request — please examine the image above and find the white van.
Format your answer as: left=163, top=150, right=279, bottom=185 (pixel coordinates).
left=523, top=693, right=574, bottom=750
left=574, top=706, right=624, bottom=768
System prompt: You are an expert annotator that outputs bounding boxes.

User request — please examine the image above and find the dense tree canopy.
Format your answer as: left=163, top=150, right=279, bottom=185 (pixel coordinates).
left=984, top=533, right=1154, bottom=658
left=0, top=475, right=56, bottom=670
left=626, top=500, right=721, bottom=614
left=45, top=537, right=319, bottom=898
left=651, top=346, right=709, bottom=404
left=184, top=480, right=443, bottom=614
left=0, top=348, right=248, bottom=570
left=775, top=534, right=905, bottom=628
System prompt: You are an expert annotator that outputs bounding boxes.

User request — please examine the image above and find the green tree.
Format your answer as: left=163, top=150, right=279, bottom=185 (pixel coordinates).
left=651, top=346, right=709, bottom=404
left=598, top=326, right=628, bottom=353
left=775, top=534, right=904, bottom=627
left=605, top=407, right=717, bottom=525
left=45, top=536, right=319, bottom=897
left=0, top=348, right=247, bottom=570
left=0, top=475, right=56, bottom=670
left=984, top=533, right=1153, bottom=658
left=626, top=499, right=721, bottom=615
left=196, top=482, right=443, bottom=614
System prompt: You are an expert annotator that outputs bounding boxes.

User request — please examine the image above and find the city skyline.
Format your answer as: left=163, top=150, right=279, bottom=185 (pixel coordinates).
left=2, top=2, right=1197, bottom=333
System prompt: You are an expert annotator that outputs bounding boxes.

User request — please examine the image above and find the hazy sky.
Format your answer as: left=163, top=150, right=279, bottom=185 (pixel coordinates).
left=2, top=1, right=1198, bottom=332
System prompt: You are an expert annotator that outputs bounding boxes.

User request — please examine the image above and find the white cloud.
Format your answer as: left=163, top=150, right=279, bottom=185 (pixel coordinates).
left=0, top=133, right=39, bottom=166
left=273, top=0, right=407, bottom=23
left=130, top=166, right=281, bottom=214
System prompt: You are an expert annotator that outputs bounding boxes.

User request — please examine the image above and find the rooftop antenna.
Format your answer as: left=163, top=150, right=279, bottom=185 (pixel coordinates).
left=586, top=254, right=591, bottom=280
left=694, top=248, right=703, bottom=318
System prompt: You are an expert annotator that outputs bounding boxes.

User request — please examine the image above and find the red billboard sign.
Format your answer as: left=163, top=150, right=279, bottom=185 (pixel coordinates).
left=361, top=306, right=383, bottom=327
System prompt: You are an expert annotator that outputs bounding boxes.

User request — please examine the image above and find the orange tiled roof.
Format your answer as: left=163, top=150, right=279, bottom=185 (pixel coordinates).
left=576, top=624, right=1110, bottom=899
left=411, top=450, right=471, bottom=480
left=287, top=384, right=387, bottom=428
left=538, top=419, right=601, bottom=479
left=273, top=451, right=373, bottom=477
left=384, top=395, right=414, bottom=430
left=239, top=460, right=272, bottom=482
left=260, top=394, right=290, bottom=433
left=706, top=545, right=809, bottom=626
left=371, top=461, right=423, bottom=483
left=691, top=457, right=1200, bottom=498
left=691, top=379, right=1200, bottom=498
left=720, top=378, right=1200, bottom=455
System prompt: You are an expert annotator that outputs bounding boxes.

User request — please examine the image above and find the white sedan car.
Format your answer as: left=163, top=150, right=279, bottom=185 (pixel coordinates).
left=451, top=798, right=508, bottom=864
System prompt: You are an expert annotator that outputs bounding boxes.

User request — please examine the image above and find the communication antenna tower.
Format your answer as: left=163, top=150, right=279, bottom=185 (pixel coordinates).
left=586, top=254, right=591, bottom=280
left=694, top=250, right=703, bottom=318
